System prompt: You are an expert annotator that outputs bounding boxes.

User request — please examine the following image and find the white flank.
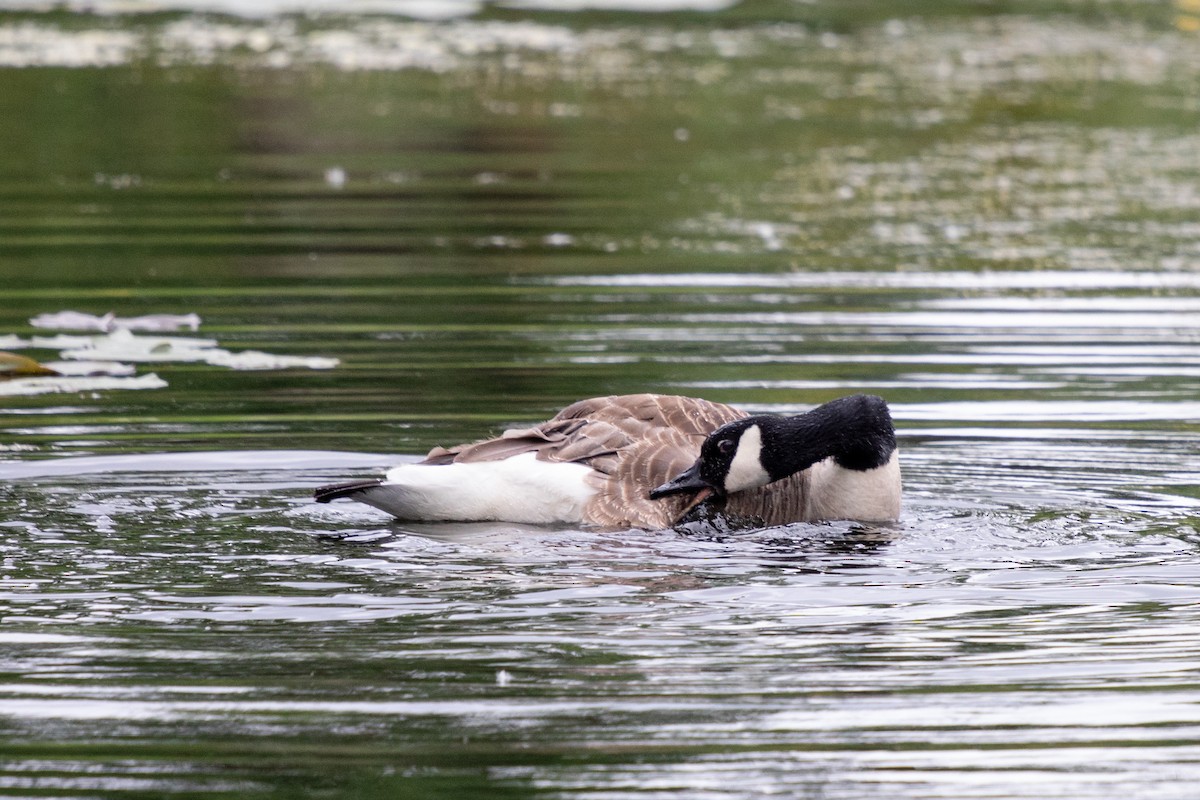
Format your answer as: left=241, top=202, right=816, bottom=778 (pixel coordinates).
left=804, top=451, right=901, bottom=523
left=724, top=424, right=771, bottom=493
left=357, top=452, right=596, bottom=524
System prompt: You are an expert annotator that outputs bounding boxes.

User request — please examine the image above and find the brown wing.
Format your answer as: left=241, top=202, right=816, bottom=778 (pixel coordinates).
left=551, top=393, right=744, bottom=437
left=581, top=424, right=715, bottom=528
left=420, top=418, right=593, bottom=465
left=555, top=394, right=748, bottom=527
left=419, top=394, right=747, bottom=528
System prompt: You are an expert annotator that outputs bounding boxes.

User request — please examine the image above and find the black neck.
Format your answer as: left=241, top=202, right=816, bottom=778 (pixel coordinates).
left=753, top=394, right=896, bottom=479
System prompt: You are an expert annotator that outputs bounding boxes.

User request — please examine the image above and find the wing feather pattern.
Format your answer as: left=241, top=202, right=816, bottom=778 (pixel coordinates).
left=416, top=394, right=747, bottom=528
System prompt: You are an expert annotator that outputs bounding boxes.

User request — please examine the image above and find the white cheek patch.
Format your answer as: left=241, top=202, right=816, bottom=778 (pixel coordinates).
left=724, top=424, right=771, bottom=493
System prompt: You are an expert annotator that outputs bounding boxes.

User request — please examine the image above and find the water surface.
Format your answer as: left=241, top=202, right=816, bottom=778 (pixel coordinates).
left=2, top=2, right=1200, bottom=797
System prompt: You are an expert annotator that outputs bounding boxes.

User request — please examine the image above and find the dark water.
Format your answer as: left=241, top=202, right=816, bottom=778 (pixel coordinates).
left=3, top=3, right=1200, bottom=798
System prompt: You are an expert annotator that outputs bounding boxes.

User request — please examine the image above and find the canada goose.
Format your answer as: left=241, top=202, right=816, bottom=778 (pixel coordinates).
left=314, top=393, right=900, bottom=529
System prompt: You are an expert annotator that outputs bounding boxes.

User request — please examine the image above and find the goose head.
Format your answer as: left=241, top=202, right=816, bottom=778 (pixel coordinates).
left=649, top=394, right=896, bottom=508
left=649, top=417, right=774, bottom=506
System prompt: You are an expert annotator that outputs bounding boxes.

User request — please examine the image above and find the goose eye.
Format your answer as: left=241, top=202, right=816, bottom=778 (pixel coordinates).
left=717, top=439, right=735, bottom=455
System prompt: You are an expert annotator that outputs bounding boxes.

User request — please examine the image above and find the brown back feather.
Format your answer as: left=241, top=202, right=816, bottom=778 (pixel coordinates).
left=418, top=394, right=748, bottom=528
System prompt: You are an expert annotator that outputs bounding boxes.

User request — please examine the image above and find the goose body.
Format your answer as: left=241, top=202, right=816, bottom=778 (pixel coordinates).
left=314, top=393, right=900, bottom=529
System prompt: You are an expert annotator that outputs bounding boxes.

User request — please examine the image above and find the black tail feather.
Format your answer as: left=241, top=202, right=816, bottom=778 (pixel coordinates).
left=314, top=480, right=385, bottom=503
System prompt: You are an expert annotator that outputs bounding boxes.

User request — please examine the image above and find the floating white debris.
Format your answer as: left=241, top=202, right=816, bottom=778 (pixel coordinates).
left=205, top=349, right=340, bottom=371
left=30, top=311, right=115, bottom=331
left=543, top=232, right=576, bottom=247
left=43, top=360, right=138, bottom=377
left=56, top=329, right=339, bottom=371
left=0, top=334, right=101, bottom=350
left=3, top=313, right=339, bottom=396
left=29, top=311, right=202, bottom=333
left=58, top=329, right=220, bottom=363
left=0, top=373, right=167, bottom=397
left=324, top=166, right=347, bottom=188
